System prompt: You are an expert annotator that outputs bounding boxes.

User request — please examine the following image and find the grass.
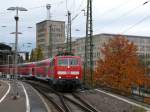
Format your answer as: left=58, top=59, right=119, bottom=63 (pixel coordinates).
left=132, top=106, right=146, bottom=112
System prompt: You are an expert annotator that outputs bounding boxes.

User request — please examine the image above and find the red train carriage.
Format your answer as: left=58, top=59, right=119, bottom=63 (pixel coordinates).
left=0, top=64, right=13, bottom=78
left=34, top=59, right=50, bottom=80
left=0, top=65, right=9, bottom=75
left=18, top=62, right=35, bottom=78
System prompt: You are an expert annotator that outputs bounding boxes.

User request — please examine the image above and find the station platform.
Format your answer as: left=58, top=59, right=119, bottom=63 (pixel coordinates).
left=0, top=80, right=9, bottom=102
left=0, top=79, right=49, bottom=112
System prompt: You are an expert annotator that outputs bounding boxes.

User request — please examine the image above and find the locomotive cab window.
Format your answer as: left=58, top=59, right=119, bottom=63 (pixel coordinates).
left=69, top=58, right=78, bottom=66
left=58, top=58, right=68, bottom=66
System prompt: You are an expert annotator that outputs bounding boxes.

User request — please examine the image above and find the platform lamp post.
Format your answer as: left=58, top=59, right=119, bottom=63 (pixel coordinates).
left=7, top=7, right=27, bottom=99
left=7, top=55, right=11, bottom=76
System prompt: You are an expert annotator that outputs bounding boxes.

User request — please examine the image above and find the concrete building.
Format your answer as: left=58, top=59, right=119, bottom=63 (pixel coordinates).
left=0, top=43, right=13, bottom=65
left=73, top=33, right=150, bottom=67
left=36, top=20, right=65, bottom=58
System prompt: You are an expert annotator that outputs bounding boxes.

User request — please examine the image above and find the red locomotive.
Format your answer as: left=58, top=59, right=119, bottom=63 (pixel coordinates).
left=0, top=55, right=82, bottom=90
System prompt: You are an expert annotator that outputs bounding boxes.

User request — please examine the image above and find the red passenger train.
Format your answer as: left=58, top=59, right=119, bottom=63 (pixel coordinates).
left=0, top=55, right=82, bottom=90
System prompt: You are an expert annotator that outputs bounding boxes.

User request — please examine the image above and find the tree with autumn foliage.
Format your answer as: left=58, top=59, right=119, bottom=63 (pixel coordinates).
left=29, top=46, right=43, bottom=62
left=94, top=35, right=146, bottom=93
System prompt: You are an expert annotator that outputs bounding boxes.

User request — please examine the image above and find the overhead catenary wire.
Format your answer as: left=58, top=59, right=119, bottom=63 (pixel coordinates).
left=119, top=0, right=150, bottom=34
left=71, top=0, right=86, bottom=21
left=66, top=0, right=68, bottom=10
left=75, top=0, right=85, bottom=13
left=71, top=6, right=86, bottom=22
left=0, top=0, right=65, bottom=16
left=65, top=0, right=85, bottom=17
left=70, top=0, right=76, bottom=14
left=122, top=14, right=150, bottom=34
left=97, top=0, right=134, bottom=17
left=0, top=5, right=45, bottom=16
left=0, top=11, right=12, bottom=16
left=100, top=0, right=150, bottom=31
left=0, top=1, right=66, bottom=29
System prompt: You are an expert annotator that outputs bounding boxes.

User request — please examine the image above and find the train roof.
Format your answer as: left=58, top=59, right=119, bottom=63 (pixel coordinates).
left=55, top=55, right=81, bottom=59
left=34, top=58, right=51, bottom=64
left=18, top=62, right=35, bottom=67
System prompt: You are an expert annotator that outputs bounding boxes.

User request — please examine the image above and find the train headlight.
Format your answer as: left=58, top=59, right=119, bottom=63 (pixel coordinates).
left=59, top=76, right=61, bottom=79
left=75, top=76, right=78, bottom=79
left=71, top=71, right=79, bottom=75
left=57, top=71, right=67, bottom=75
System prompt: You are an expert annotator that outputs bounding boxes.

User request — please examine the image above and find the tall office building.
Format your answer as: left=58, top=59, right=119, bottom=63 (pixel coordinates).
left=36, top=20, right=65, bottom=58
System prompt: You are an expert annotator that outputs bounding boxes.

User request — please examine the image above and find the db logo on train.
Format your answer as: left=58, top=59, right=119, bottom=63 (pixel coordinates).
left=66, top=71, right=71, bottom=74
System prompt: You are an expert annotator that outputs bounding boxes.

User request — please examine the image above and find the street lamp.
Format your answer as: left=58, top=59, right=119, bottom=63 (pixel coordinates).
left=7, top=7, right=27, bottom=76
left=7, top=6, right=27, bottom=99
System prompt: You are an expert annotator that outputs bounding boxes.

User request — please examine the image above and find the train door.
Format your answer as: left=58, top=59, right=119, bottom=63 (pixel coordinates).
left=32, top=68, right=35, bottom=76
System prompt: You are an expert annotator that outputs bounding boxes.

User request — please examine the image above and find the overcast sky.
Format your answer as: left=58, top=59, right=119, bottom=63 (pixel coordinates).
left=0, top=0, right=150, bottom=52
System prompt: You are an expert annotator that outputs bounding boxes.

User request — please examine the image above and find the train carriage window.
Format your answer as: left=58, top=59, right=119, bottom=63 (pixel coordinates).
left=69, top=58, right=78, bottom=66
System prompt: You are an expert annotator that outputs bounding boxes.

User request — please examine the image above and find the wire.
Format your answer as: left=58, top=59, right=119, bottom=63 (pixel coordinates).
left=0, top=10, right=13, bottom=16
left=143, top=0, right=150, bottom=5
left=68, top=0, right=86, bottom=23
left=76, top=0, right=85, bottom=11
left=98, top=0, right=133, bottom=17
left=70, top=0, right=76, bottom=13
left=0, top=0, right=65, bottom=16
left=71, top=0, right=85, bottom=17
left=100, top=0, right=150, bottom=31
left=117, top=0, right=150, bottom=19
left=71, top=7, right=86, bottom=22
left=122, top=14, right=150, bottom=34
left=28, top=5, right=45, bottom=10
left=66, top=0, right=69, bottom=11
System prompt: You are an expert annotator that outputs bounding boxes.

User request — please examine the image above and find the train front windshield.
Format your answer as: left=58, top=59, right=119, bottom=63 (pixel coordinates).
left=58, top=58, right=79, bottom=66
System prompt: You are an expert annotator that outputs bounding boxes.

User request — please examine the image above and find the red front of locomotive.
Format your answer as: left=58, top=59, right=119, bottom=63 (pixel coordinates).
left=55, top=56, right=82, bottom=79
left=53, top=56, right=82, bottom=90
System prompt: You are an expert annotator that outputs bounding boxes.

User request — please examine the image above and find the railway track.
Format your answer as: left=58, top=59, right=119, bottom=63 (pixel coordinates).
left=25, top=80, right=100, bottom=112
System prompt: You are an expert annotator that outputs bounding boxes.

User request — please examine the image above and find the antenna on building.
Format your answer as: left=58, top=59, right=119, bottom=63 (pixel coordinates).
left=46, top=4, right=51, bottom=20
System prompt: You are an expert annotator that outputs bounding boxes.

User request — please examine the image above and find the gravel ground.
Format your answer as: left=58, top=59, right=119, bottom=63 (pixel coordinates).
left=77, top=89, right=147, bottom=112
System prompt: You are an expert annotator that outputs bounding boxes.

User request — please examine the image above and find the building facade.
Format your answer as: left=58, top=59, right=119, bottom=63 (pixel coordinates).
left=36, top=20, right=65, bottom=58
left=0, top=43, right=13, bottom=65
left=73, top=33, right=150, bottom=67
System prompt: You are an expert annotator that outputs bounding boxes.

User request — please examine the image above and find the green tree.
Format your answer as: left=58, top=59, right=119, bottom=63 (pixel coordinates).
left=30, top=47, right=43, bottom=61
left=36, top=46, right=43, bottom=61
left=30, top=49, right=35, bottom=62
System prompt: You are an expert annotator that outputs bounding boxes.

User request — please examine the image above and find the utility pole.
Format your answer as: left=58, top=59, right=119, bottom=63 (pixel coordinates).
left=84, top=0, right=93, bottom=85
left=66, top=11, right=72, bottom=54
